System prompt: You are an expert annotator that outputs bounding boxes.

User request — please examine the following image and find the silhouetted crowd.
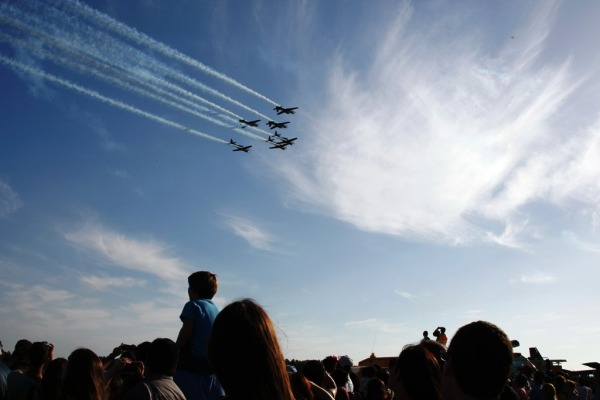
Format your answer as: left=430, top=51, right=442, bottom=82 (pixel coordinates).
left=1, top=271, right=598, bottom=400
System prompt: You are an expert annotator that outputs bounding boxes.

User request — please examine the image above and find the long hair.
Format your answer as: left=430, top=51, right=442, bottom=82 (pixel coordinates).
left=207, top=299, right=295, bottom=400
left=60, top=348, right=106, bottom=400
left=394, top=344, right=441, bottom=400
left=42, top=357, right=67, bottom=400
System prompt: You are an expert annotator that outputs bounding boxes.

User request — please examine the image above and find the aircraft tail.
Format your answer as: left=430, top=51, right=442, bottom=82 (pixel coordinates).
left=529, top=347, right=543, bottom=360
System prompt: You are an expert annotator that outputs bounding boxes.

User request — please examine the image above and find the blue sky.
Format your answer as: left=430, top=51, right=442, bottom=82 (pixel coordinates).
left=2, top=0, right=600, bottom=370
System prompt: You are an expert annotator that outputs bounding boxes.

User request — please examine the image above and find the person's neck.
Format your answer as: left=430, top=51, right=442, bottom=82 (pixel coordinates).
left=25, top=367, right=43, bottom=382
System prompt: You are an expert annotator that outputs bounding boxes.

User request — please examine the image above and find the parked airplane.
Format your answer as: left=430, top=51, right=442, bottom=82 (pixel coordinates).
left=274, top=106, right=298, bottom=115
left=239, top=119, right=260, bottom=128
left=229, top=139, right=252, bottom=152
left=266, top=120, right=290, bottom=129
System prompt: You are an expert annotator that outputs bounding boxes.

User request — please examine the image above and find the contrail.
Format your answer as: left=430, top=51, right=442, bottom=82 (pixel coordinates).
left=1, top=31, right=251, bottom=135
left=0, top=12, right=270, bottom=144
left=0, top=54, right=228, bottom=145
left=0, top=3, right=272, bottom=142
left=60, top=0, right=279, bottom=106
left=3, top=1, right=271, bottom=121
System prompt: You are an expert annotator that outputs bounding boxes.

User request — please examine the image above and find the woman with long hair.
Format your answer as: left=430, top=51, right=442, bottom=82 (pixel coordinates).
left=390, top=343, right=441, bottom=400
left=207, top=299, right=295, bottom=400
left=60, top=348, right=107, bottom=400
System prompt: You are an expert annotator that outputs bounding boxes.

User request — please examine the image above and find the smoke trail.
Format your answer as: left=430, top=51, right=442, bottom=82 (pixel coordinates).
left=1, top=1, right=266, bottom=121
left=2, top=1, right=271, bottom=123
left=1, top=3, right=274, bottom=140
left=60, top=0, right=279, bottom=106
left=0, top=10, right=270, bottom=143
left=1, top=31, right=243, bottom=131
left=0, top=54, right=227, bottom=145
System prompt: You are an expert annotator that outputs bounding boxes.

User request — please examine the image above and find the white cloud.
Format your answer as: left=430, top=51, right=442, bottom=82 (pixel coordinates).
left=0, top=179, right=23, bottom=217
left=277, top=1, right=600, bottom=247
left=485, top=219, right=534, bottom=250
left=222, top=215, right=277, bottom=251
left=64, top=222, right=189, bottom=284
left=561, top=231, right=600, bottom=253
left=344, top=318, right=407, bottom=334
left=80, top=275, right=147, bottom=290
left=394, top=290, right=418, bottom=302
left=518, top=273, right=557, bottom=285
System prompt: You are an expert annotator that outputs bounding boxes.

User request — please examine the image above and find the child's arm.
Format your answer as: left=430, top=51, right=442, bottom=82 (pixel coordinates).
left=176, top=318, right=193, bottom=349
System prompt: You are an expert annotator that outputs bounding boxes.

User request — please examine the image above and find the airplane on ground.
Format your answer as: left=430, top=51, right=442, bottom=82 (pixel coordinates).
left=274, top=106, right=298, bottom=115
left=229, top=139, right=252, bottom=152
left=266, top=120, right=290, bottom=129
left=239, top=119, right=260, bottom=128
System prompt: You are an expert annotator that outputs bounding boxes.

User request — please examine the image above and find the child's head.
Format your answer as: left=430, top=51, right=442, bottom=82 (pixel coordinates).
left=187, top=271, right=218, bottom=299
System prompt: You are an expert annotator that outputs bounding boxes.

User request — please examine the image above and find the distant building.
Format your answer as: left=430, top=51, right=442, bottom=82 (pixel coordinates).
left=358, top=352, right=396, bottom=369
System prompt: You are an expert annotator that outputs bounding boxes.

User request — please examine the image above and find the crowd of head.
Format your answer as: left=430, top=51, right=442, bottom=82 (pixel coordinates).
left=1, top=272, right=598, bottom=400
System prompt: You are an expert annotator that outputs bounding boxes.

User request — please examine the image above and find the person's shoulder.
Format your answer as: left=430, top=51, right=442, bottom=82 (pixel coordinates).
left=194, top=299, right=218, bottom=310
left=123, top=381, right=151, bottom=400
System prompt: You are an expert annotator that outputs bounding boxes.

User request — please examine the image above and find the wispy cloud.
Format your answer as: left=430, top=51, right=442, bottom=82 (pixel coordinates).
left=394, top=290, right=418, bottom=302
left=561, top=231, right=600, bottom=253
left=0, top=179, right=23, bottom=217
left=485, top=219, right=534, bottom=250
left=278, top=1, right=600, bottom=248
left=517, top=273, right=557, bottom=285
left=344, top=318, right=407, bottom=334
left=80, top=274, right=147, bottom=290
left=222, top=214, right=277, bottom=251
left=109, top=169, right=130, bottom=179
left=64, top=222, right=189, bottom=284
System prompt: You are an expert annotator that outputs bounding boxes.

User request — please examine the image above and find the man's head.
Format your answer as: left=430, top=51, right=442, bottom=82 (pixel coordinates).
left=145, top=338, right=179, bottom=376
left=187, top=271, right=218, bottom=299
left=443, top=321, right=512, bottom=400
left=10, top=339, right=32, bottom=370
left=28, top=342, right=53, bottom=368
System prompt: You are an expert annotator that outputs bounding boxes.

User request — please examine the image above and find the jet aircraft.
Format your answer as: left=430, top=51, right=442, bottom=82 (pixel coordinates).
left=239, top=119, right=260, bottom=128
left=274, top=106, right=298, bottom=115
left=229, top=139, right=252, bottom=152
left=272, top=132, right=297, bottom=145
left=267, top=133, right=297, bottom=150
left=267, top=137, right=289, bottom=150
left=266, top=120, right=290, bottom=130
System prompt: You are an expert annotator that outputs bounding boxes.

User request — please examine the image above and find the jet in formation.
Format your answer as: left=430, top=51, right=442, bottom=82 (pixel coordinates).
left=239, top=119, right=260, bottom=128
left=229, top=139, right=252, bottom=152
left=274, top=106, right=298, bottom=115
left=268, top=132, right=297, bottom=150
left=267, top=120, right=290, bottom=130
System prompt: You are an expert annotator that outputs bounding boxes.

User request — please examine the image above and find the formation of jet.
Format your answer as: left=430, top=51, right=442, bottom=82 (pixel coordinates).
left=266, top=120, right=289, bottom=130
left=239, top=119, right=260, bottom=128
left=274, top=106, right=298, bottom=115
left=268, top=132, right=297, bottom=150
left=229, top=139, right=252, bottom=152
left=232, top=105, right=298, bottom=153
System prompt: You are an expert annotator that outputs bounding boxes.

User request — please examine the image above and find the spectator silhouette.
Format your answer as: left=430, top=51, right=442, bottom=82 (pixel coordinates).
left=433, top=328, right=447, bottom=346
left=365, top=379, right=389, bottom=400
left=124, top=338, right=185, bottom=400
left=338, top=356, right=358, bottom=397
left=207, top=299, right=295, bottom=400
left=302, top=360, right=336, bottom=400
left=31, top=358, right=66, bottom=400
left=174, top=271, right=223, bottom=400
left=442, top=321, right=512, bottom=400
left=8, top=342, right=53, bottom=400
left=1, top=341, right=11, bottom=400
left=60, top=348, right=107, bottom=400
left=390, top=343, right=441, bottom=400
